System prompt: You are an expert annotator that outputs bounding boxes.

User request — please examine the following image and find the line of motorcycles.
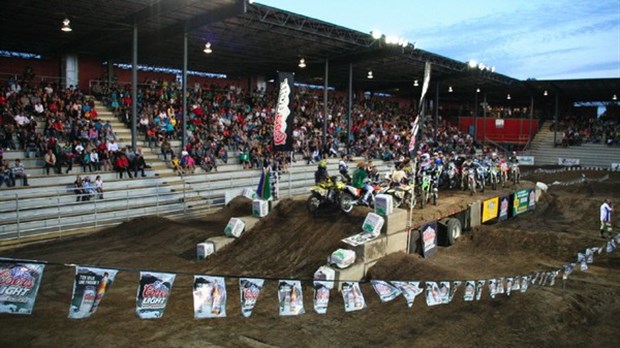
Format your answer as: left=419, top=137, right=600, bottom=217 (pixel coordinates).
left=307, top=161, right=520, bottom=215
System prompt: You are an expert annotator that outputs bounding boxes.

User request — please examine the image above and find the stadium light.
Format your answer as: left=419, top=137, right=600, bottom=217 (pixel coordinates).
left=367, top=70, right=373, bottom=79
left=476, top=88, right=480, bottom=93
left=613, top=94, right=618, bottom=101
left=298, top=58, right=306, bottom=68
left=203, top=42, right=212, bottom=54
left=448, top=86, right=453, bottom=93
left=544, top=90, right=548, bottom=96
left=468, top=60, right=477, bottom=68
left=61, top=18, right=72, bottom=32
left=413, top=80, right=419, bottom=87
left=370, top=30, right=382, bottom=39
left=507, top=93, right=511, bottom=100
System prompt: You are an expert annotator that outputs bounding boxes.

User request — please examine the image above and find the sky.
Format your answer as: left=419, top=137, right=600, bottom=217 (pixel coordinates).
left=256, top=0, right=620, bottom=81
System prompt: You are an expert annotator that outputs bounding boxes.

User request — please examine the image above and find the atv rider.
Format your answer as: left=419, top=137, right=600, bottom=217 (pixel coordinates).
left=352, top=161, right=373, bottom=206
left=314, top=159, right=329, bottom=184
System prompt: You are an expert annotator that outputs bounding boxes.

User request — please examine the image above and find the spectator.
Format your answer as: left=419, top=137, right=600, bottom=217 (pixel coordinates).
left=114, top=151, right=132, bottom=179
left=11, top=159, right=29, bottom=186
left=94, top=175, right=104, bottom=199
left=43, top=149, right=57, bottom=175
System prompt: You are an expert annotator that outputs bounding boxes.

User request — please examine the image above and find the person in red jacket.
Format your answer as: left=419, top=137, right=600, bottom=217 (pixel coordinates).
left=114, top=152, right=133, bottom=179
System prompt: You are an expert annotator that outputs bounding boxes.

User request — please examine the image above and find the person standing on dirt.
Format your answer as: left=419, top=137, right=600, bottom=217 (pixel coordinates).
left=600, top=198, right=613, bottom=238
left=352, top=161, right=373, bottom=206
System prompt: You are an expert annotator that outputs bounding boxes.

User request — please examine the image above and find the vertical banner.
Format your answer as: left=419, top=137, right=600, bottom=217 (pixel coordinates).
left=256, top=168, right=272, bottom=201
left=520, top=276, right=530, bottom=293
left=419, top=61, right=432, bottom=111
left=527, top=189, right=536, bottom=211
left=496, top=277, right=505, bottom=294
left=439, top=281, right=451, bottom=304
left=475, top=280, right=486, bottom=301
left=488, top=279, right=497, bottom=299
left=342, top=282, right=366, bottom=312
left=424, top=281, right=442, bottom=306
left=391, top=281, right=423, bottom=308
left=421, top=221, right=438, bottom=258
left=463, top=281, right=476, bottom=302
left=563, top=263, right=575, bottom=280
left=512, top=190, right=529, bottom=216
left=313, top=283, right=330, bottom=314
left=193, top=275, right=227, bottom=318
left=273, top=72, right=295, bottom=151
left=278, top=280, right=304, bottom=316
left=239, top=278, right=264, bottom=318
left=371, top=280, right=401, bottom=303
left=135, top=272, right=175, bottom=319
left=511, top=276, right=521, bottom=292
left=481, top=197, right=499, bottom=223
left=0, top=260, right=45, bottom=315
left=505, top=277, right=514, bottom=296
left=448, top=281, right=462, bottom=303
left=498, top=196, right=510, bottom=222
left=68, top=266, right=117, bottom=319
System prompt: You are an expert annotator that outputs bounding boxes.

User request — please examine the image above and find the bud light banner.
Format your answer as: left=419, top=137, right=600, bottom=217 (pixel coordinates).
left=421, top=221, right=438, bottom=258
left=313, top=282, right=330, bottom=314
left=136, top=272, right=175, bottom=319
left=498, top=196, right=510, bottom=222
left=239, top=278, right=264, bottom=318
left=278, top=280, right=304, bottom=316
left=463, top=280, right=476, bottom=302
left=0, top=260, right=45, bottom=315
left=68, top=266, right=117, bottom=319
left=193, top=275, right=227, bottom=318
left=371, top=280, right=401, bottom=303
left=391, top=281, right=423, bottom=308
left=342, top=281, right=366, bottom=312
left=273, top=72, right=295, bottom=151
left=527, top=189, right=536, bottom=211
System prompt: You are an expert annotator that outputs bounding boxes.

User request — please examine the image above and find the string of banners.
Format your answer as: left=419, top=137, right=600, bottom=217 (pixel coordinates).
left=1, top=234, right=618, bottom=318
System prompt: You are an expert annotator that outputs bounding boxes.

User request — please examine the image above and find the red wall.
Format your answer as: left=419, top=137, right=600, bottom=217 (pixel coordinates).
left=0, top=56, right=61, bottom=83
left=459, top=117, right=539, bottom=144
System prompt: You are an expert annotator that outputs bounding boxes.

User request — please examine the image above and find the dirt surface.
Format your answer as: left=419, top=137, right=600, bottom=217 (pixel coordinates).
left=1, top=171, right=619, bottom=347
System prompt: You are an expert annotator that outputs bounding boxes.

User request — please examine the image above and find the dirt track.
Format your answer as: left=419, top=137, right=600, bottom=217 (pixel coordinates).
left=0, top=170, right=619, bottom=347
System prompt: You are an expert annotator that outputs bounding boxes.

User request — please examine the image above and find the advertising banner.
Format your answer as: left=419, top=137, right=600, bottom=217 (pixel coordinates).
left=448, top=281, right=462, bottom=303
left=463, top=280, right=476, bottom=302
left=488, top=279, right=497, bottom=299
left=481, top=197, right=499, bottom=223
left=421, top=221, right=438, bottom=258
left=371, top=280, right=401, bottom=303
left=68, top=266, right=118, bottom=319
left=527, top=189, right=536, bottom=211
left=193, top=275, right=227, bottom=318
left=391, top=281, right=423, bottom=308
left=516, top=156, right=535, bottom=165
left=438, top=281, right=451, bottom=304
left=273, top=72, right=295, bottom=151
left=278, top=280, right=304, bottom=316
left=558, top=158, right=580, bottom=166
left=239, top=278, right=264, bottom=318
left=313, top=283, right=330, bottom=314
left=520, top=276, right=530, bottom=293
left=424, top=281, right=442, bottom=306
left=342, top=282, right=366, bottom=312
left=475, top=280, right=486, bottom=301
left=498, top=196, right=510, bottom=222
left=135, top=272, right=175, bottom=319
left=512, top=190, right=529, bottom=216
left=0, top=260, right=45, bottom=315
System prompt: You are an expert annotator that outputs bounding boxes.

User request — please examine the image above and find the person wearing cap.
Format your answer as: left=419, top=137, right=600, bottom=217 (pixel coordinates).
left=352, top=161, right=373, bottom=205
left=600, top=198, right=613, bottom=239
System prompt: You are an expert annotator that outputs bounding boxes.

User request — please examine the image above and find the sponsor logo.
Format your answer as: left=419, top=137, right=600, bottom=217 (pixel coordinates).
left=274, top=78, right=291, bottom=146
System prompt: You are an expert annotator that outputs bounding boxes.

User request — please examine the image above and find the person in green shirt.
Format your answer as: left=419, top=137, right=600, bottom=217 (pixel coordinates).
left=352, top=161, right=373, bottom=205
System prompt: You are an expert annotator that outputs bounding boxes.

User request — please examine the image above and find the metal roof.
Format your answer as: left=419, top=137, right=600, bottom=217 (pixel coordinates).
left=1, top=0, right=618, bottom=103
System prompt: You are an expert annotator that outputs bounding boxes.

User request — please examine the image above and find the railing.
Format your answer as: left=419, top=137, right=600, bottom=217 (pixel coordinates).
left=0, top=172, right=306, bottom=244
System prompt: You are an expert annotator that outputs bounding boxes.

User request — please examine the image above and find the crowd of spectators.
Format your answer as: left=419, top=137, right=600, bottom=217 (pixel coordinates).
left=557, top=115, right=620, bottom=147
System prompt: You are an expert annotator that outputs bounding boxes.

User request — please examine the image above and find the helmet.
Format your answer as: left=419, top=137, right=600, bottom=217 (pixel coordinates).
left=492, top=152, right=497, bottom=157
left=421, top=153, right=430, bottom=161
left=319, top=159, right=327, bottom=168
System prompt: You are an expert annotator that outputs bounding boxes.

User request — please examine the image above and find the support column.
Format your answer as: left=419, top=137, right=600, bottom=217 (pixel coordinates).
left=347, top=63, right=353, bottom=153
left=131, top=23, right=138, bottom=151
left=553, top=94, right=559, bottom=146
left=434, top=82, right=439, bottom=142
left=323, top=59, right=329, bottom=147
left=483, top=93, right=487, bottom=146
left=182, top=31, right=188, bottom=150
left=529, top=96, right=534, bottom=144
left=474, top=91, right=479, bottom=140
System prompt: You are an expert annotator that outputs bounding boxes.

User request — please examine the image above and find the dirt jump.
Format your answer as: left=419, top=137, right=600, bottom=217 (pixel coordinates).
left=0, top=170, right=619, bottom=347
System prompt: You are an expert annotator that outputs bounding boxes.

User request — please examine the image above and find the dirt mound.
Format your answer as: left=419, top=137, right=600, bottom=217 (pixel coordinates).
left=207, top=198, right=369, bottom=278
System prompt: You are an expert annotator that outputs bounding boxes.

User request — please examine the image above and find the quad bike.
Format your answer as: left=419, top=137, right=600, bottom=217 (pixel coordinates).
left=307, top=176, right=353, bottom=215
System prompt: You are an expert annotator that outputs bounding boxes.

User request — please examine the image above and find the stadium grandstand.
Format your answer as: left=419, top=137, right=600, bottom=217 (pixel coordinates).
left=0, top=0, right=619, bottom=243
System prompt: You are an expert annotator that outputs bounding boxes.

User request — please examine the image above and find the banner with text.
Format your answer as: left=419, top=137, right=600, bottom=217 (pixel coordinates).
left=482, top=197, right=499, bottom=223
left=273, top=72, right=295, bottom=151
left=239, top=278, right=264, bottom=318
left=68, top=266, right=118, bottom=319
left=136, top=272, right=175, bottom=319
left=512, top=190, right=529, bottom=216
left=193, top=275, right=227, bottom=318
left=278, top=280, right=304, bottom=316
left=0, top=260, right=45, bottom=315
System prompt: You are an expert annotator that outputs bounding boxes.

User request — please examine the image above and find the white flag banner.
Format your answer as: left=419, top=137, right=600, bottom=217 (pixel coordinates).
left=563, top=263, right=576, bottom=280
left=313, top=283, right=330, bottom=314
left=391, top=281, right=423, bottom=308
left=520, top=276, right=530, bottom=293
left=463, top=281, right=476, bottom=302
left=585, top=248, right=594, bottom=264
left=239, top=278, right=264, bottom=318
left=475, top=280, right=486, bottom=301
left=439, top=281, right=451, bottom=304
left=496, top=277, right=505, bottom=294
left=278, top=280, right=304, bottom=316
left=419, top=61, right=431, bottom=111
left=505, top=277, right=514, bottom=296
left=371, top=280, right=401, bottom=303
left=342, top=282, right=366, bottom=312
left=488, top=279, right=497, bottom=299
left=511, top=276, right=521, bottom=291
left=425, top=281, right=442, bottom=306
left=448, top=281, right=462, bottom=303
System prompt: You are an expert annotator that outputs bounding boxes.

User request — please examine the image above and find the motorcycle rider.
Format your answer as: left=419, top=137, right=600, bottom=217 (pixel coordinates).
left=390, top=163, right=408, bottom=187
left=352, top=161, right=373, bottom=206
left=314, top=159, right=329, bottom=184
left=338, top=153, right=351, bottom=182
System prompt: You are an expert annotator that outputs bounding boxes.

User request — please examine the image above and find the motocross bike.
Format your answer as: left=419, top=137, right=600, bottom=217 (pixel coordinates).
left=442, top=162, right=460, bottom=189
left=500, top=162, right=509, bottom=188
left=418, top=171, right=438, bottom=208
left=383, top=183, right=415, bottom=209
left=488, top=165, right=499, bottom=190
left=462, top=167, right=478, bottom=195
left=307, top=176, right=354, bottom=215
left=342, top=180, right=383, bottom=208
